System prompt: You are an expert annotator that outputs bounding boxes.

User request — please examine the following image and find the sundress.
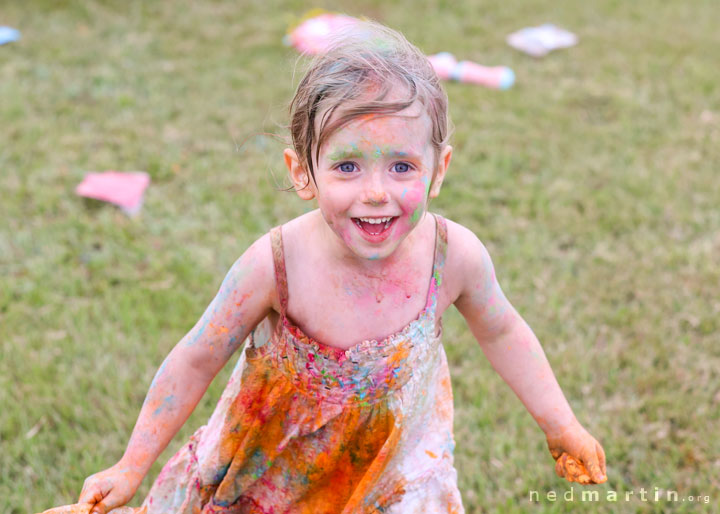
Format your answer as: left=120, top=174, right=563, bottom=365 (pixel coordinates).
left=142, top=213, right=464, bottom=513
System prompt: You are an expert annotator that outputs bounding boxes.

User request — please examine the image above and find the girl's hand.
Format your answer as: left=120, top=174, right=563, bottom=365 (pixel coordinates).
left=546, top=421, right=607, bottom=484
left=77, top=463, right=144, bottom=514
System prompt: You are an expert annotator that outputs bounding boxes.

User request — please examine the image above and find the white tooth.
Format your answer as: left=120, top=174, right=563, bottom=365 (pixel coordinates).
left=358, top=217, right=394, bottom=224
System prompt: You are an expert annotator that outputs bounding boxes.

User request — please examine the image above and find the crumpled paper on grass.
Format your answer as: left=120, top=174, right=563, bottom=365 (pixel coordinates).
left=75, top=171, right=150, bottom=215
left=0, top=26, right=21, bottom=45
left=506, top=24, right=577, bottom=57
left=284, top=10, right=514, bottom=89
left=283, top=10, right=360, bottom=55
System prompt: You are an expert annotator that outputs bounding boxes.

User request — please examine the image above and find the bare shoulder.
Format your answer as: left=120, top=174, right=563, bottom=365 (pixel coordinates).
left=277, top=210, right=323, bottom=263
left=227, top=229, right=278, bottom=313
left=440, top=216, right=494, bottom=303
left=257, top=211, right=321, bottom=311
left=278, top=209, right=319, bottom=241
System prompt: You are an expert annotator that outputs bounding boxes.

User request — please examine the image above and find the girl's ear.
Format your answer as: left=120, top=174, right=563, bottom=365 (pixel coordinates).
left=284, top=148, right=316, bottom=200
left=429, top=145, right=452, bottom=198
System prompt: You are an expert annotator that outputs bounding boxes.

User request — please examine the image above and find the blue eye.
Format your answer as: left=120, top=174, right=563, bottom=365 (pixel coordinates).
left=393, top=162, right=410, bottom=173
left=338, top=162, right=356, bottom=173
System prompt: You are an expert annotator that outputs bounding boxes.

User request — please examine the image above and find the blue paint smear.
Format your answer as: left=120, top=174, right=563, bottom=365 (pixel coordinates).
left=152, top=394, right=176, bottom=417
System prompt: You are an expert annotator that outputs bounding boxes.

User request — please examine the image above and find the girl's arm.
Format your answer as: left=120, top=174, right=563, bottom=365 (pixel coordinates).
left=78, top=234, right=276, bottom=512
left=451, top=225, right=607, bottom=484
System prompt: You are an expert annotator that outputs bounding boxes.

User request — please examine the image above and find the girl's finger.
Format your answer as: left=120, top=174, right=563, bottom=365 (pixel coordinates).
left=78, top=487, right=103, bottom=505
left=573, top=447, right=596, bottom=483
left=79, top=477, right=94, bottom=502
left=89, top=502, right=106, bottom=514
left=549, top=446, right=562, bottom=460
left=596, top=442, right=607, bottom=477
left=555, top=453, right=568, bottom=479
left=79, top=480, right=111, bottom=511
left=565, top=454, right=589, bottom=484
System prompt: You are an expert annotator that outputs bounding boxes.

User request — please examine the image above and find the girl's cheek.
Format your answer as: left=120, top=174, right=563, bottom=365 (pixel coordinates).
left=389, top=179, right=427, bottom=241
left=400, top=179, right=428, bottom=223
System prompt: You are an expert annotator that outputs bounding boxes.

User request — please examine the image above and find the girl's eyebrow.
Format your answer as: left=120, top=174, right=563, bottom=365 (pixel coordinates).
left=328, top=148, right=364, bottom=160
left=327, top=147, right=419, bottom=161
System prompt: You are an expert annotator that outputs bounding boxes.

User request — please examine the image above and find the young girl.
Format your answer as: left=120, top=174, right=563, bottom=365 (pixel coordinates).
left=77, top=21, right=606, bottom=514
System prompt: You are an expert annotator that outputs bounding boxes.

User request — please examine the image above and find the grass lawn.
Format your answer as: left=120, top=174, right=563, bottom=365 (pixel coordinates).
left=2, top=0, right=718, bottom=512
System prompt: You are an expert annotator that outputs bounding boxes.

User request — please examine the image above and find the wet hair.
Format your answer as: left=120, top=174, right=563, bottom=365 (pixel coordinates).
left=288, top=20, right=451, bottom=187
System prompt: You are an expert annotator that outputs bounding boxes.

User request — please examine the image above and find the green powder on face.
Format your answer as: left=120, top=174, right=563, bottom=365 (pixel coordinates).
left=410, top=203, right=423, bottom=223
left=409, top=177, right=431, bottom=224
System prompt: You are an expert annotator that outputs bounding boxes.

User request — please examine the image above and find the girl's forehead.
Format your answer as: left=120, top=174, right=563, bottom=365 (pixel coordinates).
left=324, top=105, right=432, bottom=152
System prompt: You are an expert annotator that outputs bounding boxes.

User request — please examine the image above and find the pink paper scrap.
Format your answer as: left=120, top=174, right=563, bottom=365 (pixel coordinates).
left=76, top=171, right=150, bottom=215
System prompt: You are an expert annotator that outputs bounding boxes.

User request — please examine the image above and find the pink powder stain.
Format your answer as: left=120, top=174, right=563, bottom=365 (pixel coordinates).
left=401, top=179, right=426, bottom=207
left=340, top=265, right=421, bottom=311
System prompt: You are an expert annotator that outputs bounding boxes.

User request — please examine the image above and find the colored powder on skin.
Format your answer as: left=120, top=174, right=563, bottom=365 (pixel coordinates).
left=40, top=504, right=147, bottom=514
left=152, top=394, right=176, bottom=417
left=555, top=453, right=593, bottom=484
left=410, top=203, right=424, bottom=224
left=328, top=149, right=349, bottom=161
left=188, top=315, right=211, bottom=346
left=227, top=329, right=245, bottom=349
left=209, top=322, right=230, bottom=335
left=235, top=292, right=252, bottom=308
left=140, top=218, right=466, bottom=510
left=146, top=358, right=173, bottom=398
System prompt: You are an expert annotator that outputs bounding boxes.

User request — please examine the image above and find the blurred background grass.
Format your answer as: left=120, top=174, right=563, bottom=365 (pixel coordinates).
left=1, top=0, right=718, bottom=512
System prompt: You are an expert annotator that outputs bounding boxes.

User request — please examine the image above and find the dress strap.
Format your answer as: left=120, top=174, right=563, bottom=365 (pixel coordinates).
left=425, top=213, right=448, bottom=313
left=270, top=226, right=289, bottom=316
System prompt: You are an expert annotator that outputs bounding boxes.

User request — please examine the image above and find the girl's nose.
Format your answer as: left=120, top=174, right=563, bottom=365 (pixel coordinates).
left=366, top=189, right=389, bottom=205
left=363, top=174, right=389, bottom=205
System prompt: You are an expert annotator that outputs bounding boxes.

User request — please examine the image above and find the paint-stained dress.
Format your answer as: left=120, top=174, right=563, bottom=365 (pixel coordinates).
left=142, top=214, right=464, bottom=513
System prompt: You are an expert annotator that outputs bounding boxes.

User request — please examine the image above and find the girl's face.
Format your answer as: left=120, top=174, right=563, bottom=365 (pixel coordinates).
left=285, top=100, right=452, bottom=262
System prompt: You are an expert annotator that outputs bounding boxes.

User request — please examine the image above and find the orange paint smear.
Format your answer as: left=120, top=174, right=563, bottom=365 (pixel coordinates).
left=555, top=453, right=599, bottom=485
left=235, top=292, right=252, bottom=307
left=209, top=322, right=230, bottom=335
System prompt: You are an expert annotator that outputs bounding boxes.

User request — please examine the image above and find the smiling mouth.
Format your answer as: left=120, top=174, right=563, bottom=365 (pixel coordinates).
left=352, top=216, right=397, bottom=236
